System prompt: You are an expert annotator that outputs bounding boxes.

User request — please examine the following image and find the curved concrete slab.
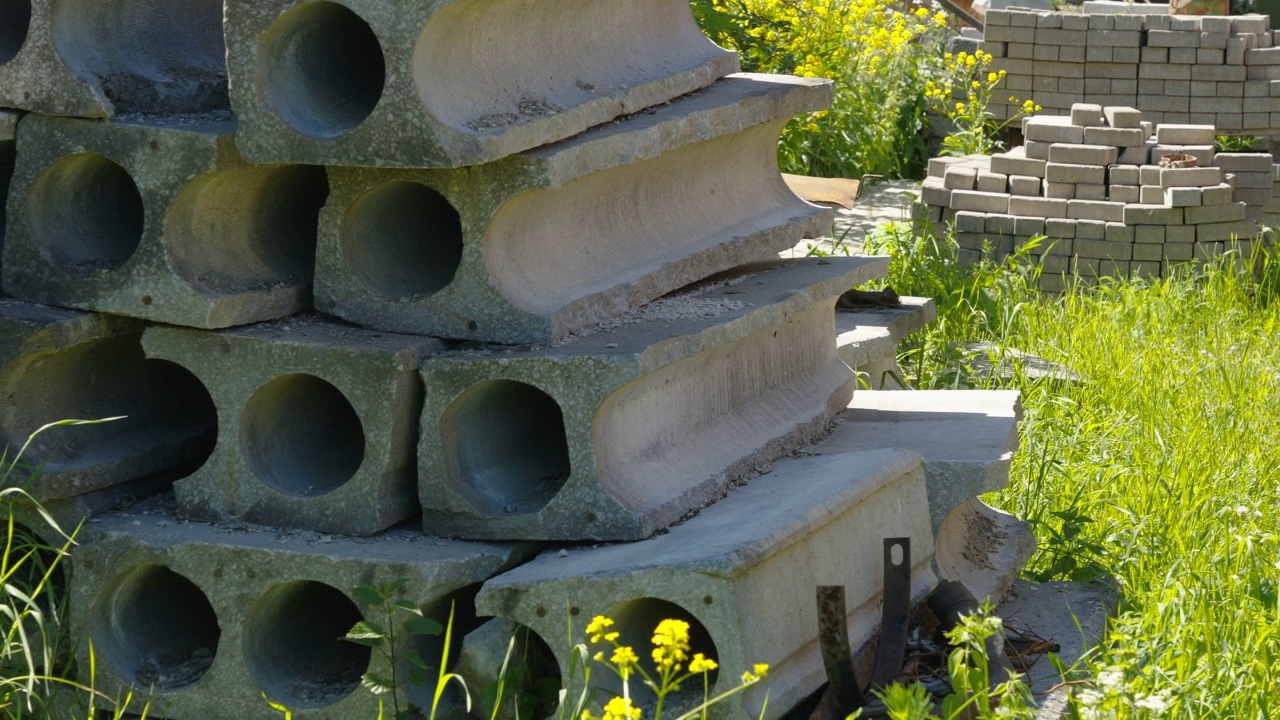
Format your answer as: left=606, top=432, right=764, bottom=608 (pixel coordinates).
left=0, top=0, right=228, bottom=118
left=1, top=115, right=330, bottom=328
left=315, top=74, right=834, bottom=344
left=142, top=315, right=448, bottom=535
left=477, top=448, right=938, bottom=720
left=419, top=258, right=888, bottom=541
left=225, top=0, right=739, bottom=168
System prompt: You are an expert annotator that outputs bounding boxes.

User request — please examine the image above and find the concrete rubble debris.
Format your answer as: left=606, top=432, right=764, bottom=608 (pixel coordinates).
left=0, top=298, right=216, bottom=500
left=315, top=74, right=835, bottom=344
left=418, top=258, right=886, bottom=541
left=224, top=0, right=740, bottom=168
left=142, top=316, right=448, bottom=536
left=2, top=115, right=330, bottom=329
left=0, top=0, right=230, bottom=119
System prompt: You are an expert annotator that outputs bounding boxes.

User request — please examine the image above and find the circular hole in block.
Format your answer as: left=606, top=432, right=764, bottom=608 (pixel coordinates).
left=27, top=153, right=145, bottom=274
left=166, top=165, right=330, bottom=294
left=604, top=598, right=719, bottom=703
left=401, top=584, right=483, bottom=714
left=0, top=0, right=30, bottom=64
left=49, top=0, right=227, bottom=114
left=259, top=1, right=385, bottom=139
left=440, top=380, right=570, bottom=516
left=243, top=580, right=369, bottom=709
left=241, top=374, right=364, bottom=497
left=340, top=181, right=463, bottom=301
left=90, top=565, right=220, bottom=692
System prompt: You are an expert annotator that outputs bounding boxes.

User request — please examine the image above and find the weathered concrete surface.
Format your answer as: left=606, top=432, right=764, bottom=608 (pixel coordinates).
left=0, top=299, right=215, bottom=499
left=315, top=74, right=835, bottom=344
left=836, top=296, right=936, bottom=389
left=477, top=448, right=938, bottom=720
left=419, top=257, right=887, bottom=541
left=998, top=580, right=1118, bottom=718
left=2, top=115, right=329, bottom=328
left=0, top=110, right=16, bottom=249
left=935, top=497, right=1036, bottom=602
left=70, top=509, right=534, bottom=719
left=825, top=390, right=1022, bottom=531
left=225, top=0, right=739, bottom=168
left=0, top=0, right=228, bottom=118
left=143, top=315, right=449, bottom=535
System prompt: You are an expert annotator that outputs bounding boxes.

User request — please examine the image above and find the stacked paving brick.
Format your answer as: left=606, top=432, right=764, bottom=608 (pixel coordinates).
left=983, top=9, right=1280, bottom=133
left=0, top=2, right=1030, bottom=719
left=922, top=103, right=1266, bottom=290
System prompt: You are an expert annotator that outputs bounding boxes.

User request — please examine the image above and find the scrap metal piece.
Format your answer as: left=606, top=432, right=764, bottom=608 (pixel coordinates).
left=816, top=585, right=868, bottom=712
left=869, top=537, right=912, bottom=690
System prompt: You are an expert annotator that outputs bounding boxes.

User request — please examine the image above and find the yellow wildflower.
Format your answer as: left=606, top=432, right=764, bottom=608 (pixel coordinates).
left=587, top=615, right=615, bottom=644
left=611, top=645, right=640, bottom=673
left=602, top=697, right=642, bottom=720
left=651, top=618, right=691, bottom=670
left=689, top=653, right=718, bottom=674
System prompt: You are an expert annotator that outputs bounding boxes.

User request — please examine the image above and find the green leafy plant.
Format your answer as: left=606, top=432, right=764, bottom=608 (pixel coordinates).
left=924, top=50, right=1040, bottom=157
left=343, top=580, right=453, bottom=720
left=1214, top=134, right=1265, bottom=152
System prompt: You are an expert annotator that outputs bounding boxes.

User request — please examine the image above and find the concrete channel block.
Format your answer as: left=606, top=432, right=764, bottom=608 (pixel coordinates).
left=0, top=299, right=216, bottom=500
left=224, top=0, right=739, bottom=168
left=0, top=0, right=229, bottom=118
left=835, top=296, right=937, bottom=389
left=418, top=257, right=887, bottom=542
left=315, top=74, right=834, bottom=345
left=477, top=448, right=938, bottom=720
left=71, top=510, right=534, bottom=719
left=142, top=316, right=448, bottom=535
left=1, top=115, right=329, bottom=329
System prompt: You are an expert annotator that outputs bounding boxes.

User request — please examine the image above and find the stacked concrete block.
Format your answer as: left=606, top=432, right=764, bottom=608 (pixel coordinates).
left=0, top=0, right=230, bottom=119
left=0, top=110, right=15, bottom=243
left=224, top=0, right=739, bottom=168
left=921, top=104, right=1264, bottom=288
left=0, top=300, right=216, bottom=501
left=71, top=513, right=534, bottom=718
left=2, top=115, right=330, bottom=329
left=315, top=75, right=835, bottom=344
left=0, top=3, right=1041, bottom=718
left=982, top=10, right=1280, bottom=132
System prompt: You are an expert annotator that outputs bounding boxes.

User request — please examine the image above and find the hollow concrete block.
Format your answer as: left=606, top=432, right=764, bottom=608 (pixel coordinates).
left=224, top=0, right=740, bottom=168
left=477, top=448, right=939, bottom=720
left=315, top=74, right=835, bottom=344
left=0, top=110, right=16, bottom=246
left=824, top=389, right=1022, bottom=531
left=142, top=315, right=448, bottom=535
left=0, top=299, right=216, bottom=500
left=1, top=114, right=330, bottom=329
left=70, top=510, right=535, bottom=719
left=0, top=0, right=228, bottom=118
left=418, top=257, right=887, bottom=542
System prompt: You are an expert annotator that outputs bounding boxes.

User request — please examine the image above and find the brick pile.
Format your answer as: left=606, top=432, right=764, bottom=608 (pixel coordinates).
left=982, top=10, right=1280, bottom=132
left=921, top=103, right=1267, bottom=291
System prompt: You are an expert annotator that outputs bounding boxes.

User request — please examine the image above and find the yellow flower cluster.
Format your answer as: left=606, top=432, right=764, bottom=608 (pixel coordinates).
left=925, top=50, right=1039, bottom=156
left=651, top=619, right=691, bottom=672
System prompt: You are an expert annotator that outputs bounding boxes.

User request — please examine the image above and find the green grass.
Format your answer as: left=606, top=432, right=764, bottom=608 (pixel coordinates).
left=871, top=224, right=1280, bottom=716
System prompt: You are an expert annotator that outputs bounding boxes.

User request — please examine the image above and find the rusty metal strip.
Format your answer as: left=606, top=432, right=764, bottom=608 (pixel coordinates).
left=869, top=537, right=912, bottom=690
left=816, top=585, right=867, bottom=713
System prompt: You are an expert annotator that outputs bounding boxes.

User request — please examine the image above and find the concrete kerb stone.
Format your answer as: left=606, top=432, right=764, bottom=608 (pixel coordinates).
left=142, top=315, right=448, bottom=535
left=0, top=298, right=216, bottom=500
left=835, top=297, right=937, bottom=371
left=224, top=0, right=740, bottom=168
left=477, top=448, right=938, bottom=720
left=0, top=0, right=229, bottom=118
left=314, top=74, right=834, bottom=345
left=417, top=258, right=887, bottom=542
left=1, top=115, right=330, bottom=329
left=70, top=511, right=534, bottom=719
left=935, top=497, right=1037, bottom=602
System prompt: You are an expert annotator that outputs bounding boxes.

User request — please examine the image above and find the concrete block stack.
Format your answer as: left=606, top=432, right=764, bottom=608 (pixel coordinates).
left=921, top=104, right=1265, bottom=291
left=981, top=9, right=1280, bottom=133
left=0, top=2, right=1030, bottom=719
